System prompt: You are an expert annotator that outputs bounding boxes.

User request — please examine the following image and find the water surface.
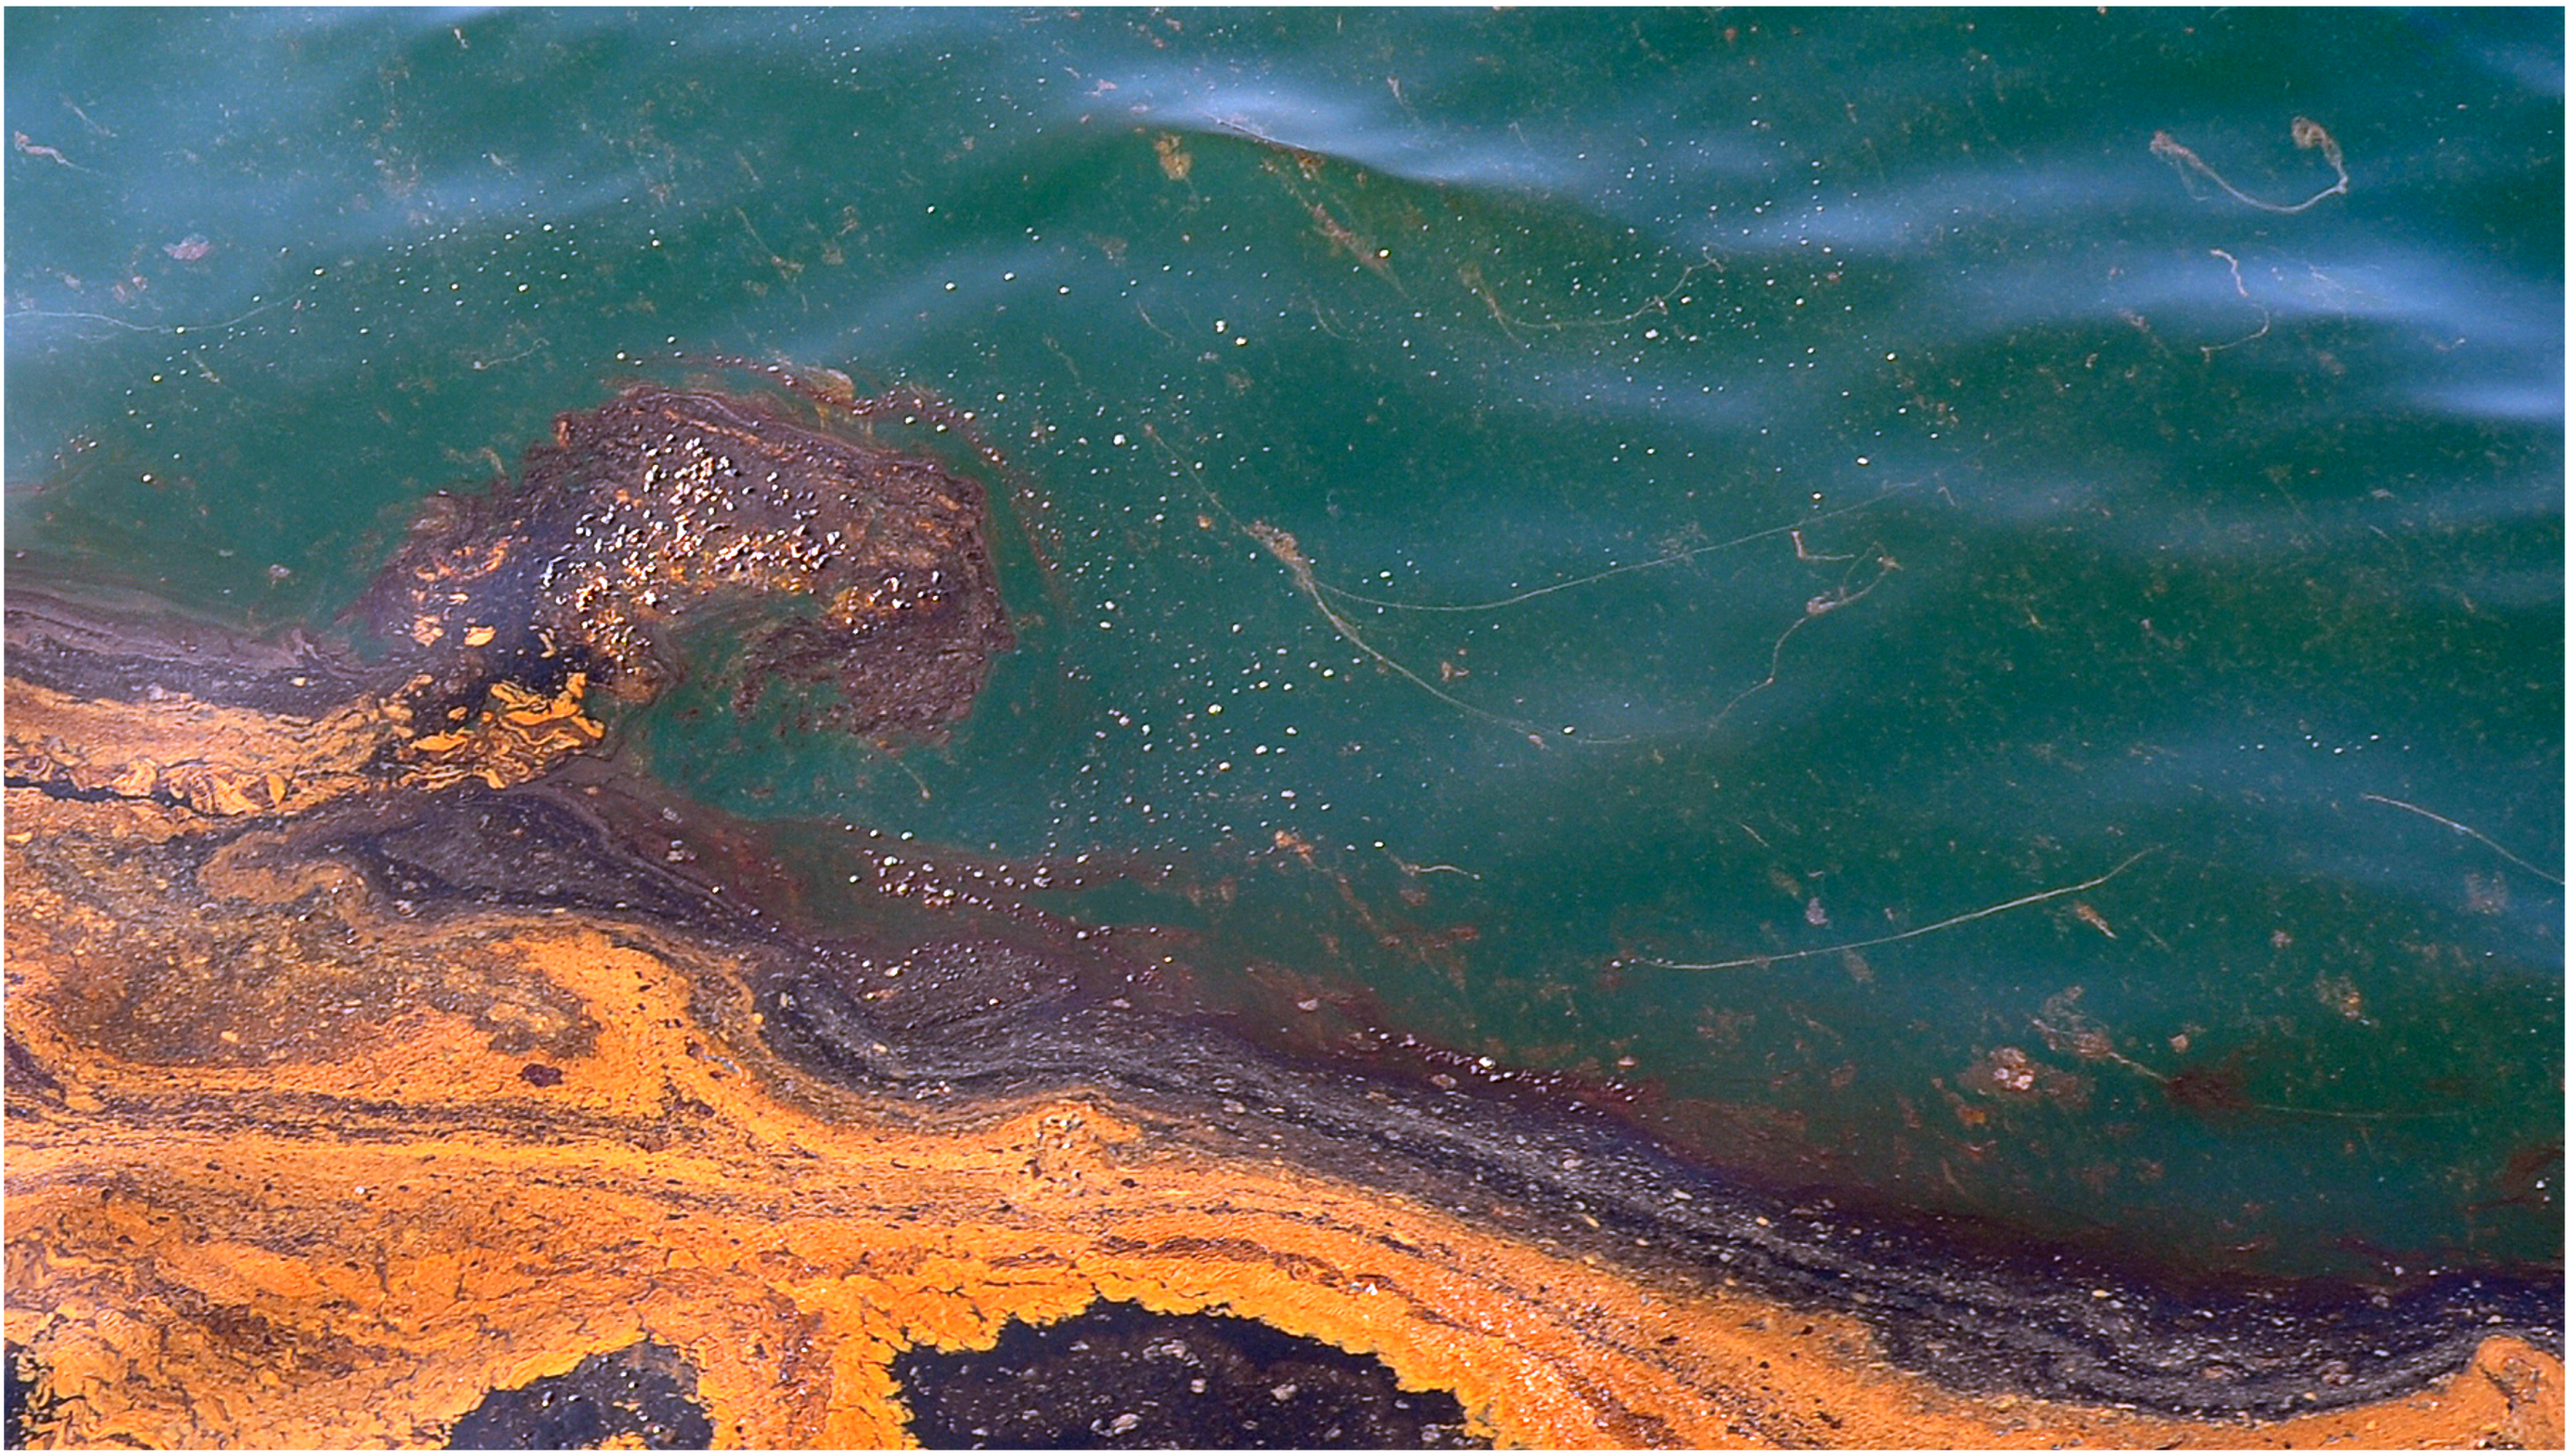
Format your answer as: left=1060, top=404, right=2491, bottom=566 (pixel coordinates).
left=7, top=7, right=2561, bottom=1286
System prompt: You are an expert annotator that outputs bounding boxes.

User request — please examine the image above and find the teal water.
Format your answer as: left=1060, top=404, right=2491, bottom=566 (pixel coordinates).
left=7, top=8, right=2560, bottom=1283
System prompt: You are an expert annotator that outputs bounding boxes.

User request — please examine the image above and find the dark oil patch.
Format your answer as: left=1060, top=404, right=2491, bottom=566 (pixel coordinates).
left=444, top=1341, right=711, bottom=1450
left=4, top=585, right=373, bottom=719
left=306, top=786, right=747, bottom=930
left=813, top=935, right=1089, bottom=1036
left=6, top=1341, right=59, bottom=1450
left=365, top=383, right=1013, bottom=740
left=893, top=1301, right=1485, bottom=1449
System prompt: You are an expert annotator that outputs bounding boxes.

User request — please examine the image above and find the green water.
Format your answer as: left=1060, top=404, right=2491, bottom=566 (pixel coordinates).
left=7, top=8, right=2561, bottom=1282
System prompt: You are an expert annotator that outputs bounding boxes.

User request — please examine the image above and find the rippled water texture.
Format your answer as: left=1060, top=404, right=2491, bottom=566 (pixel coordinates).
left=7, top=8, right=2561, bottom=1284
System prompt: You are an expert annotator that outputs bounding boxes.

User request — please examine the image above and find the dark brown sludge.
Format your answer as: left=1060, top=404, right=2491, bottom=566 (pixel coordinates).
left=367, top=384, right=1013, bottom=741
